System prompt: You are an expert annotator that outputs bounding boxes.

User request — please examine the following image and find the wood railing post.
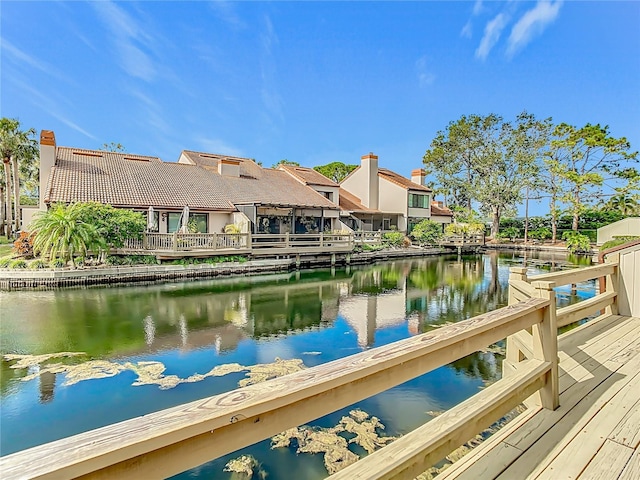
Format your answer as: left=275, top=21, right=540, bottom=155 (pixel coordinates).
left=211, top=232, right=217, bottom=250
left=172, top=231, right=178, bottom=251
left=604, top=253, right=619, bottom=315
left=285, top=232, right=290, bottom=248
left=142, top=234, right=148, bottom=250
left=319, top=232, right=324, bottom=247
left=508, top=267, right=528, bottom=305
left=531, top=280, right=559, bottom=410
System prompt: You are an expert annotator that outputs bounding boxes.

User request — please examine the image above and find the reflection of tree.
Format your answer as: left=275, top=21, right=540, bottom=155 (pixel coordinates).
left=451, top=352, right=500, bottom=383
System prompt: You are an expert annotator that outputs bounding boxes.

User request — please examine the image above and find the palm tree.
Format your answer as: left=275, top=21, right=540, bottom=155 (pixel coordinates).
left=608, top=193, right=639, bottom=216
left=31, top=204, right=103, bottom=267
left=0, top=118, right=38, bottom=236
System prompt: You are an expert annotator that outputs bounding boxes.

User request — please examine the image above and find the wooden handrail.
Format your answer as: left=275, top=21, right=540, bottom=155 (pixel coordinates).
left=329, top=359, right=551, bottom=480
left=528, top=263, right=615, bottom=287
left=0, top=298, right=549, bottom=480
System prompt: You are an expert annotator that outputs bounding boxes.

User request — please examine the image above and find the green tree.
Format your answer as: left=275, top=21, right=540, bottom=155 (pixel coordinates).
left=272, top=159, right=300, bottom=168
left=0, top=118, right=38, bottom=236
left=313, top=162, right=358, bottom=183
left=548, top=123, right=638, bottom=231
left=73, top=202, right=145, bottom=251
left=410, top=219, right=443, bottom=245
left=424, top=112, right=548, bottom=238
left=101, top=142, right=126, bottom=152
left=31, top=204, right=103, bottom=267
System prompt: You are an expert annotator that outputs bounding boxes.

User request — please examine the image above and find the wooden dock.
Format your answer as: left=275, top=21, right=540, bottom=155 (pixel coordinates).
left=436, top=312, right=640, bottom=480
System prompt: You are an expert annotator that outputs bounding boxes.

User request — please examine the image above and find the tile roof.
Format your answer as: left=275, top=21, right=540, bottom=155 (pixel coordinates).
left=278, top=165, right=339, bottom=187
left=48, top=148, right=234, bottom=210
left=338, top=188, right=380, bottom=213
left=378, top=168, right=432, bottom=192
left=431, top=201, right=454, bottom=217
left=46, top=147, right=339, bottom=211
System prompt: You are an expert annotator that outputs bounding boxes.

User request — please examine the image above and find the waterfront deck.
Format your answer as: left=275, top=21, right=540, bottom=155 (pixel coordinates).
left=436, top=312, right=640, bottom=480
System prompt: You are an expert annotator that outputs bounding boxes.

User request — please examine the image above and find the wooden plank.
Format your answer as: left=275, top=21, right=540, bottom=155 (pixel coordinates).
left=609, top=398, right=640, bottom=448
left=501, top=351, right=640, bottom=479
left=510, top=279, right=536, bottom=303
left=528, top=263, right=616, bottom=287
left=556, top=292, right=617, bottom=328
left=618, top=450, right=640, bottom=480
left=0, top=298, right=548, bottom=480
left=575, top=439, right=634, bottom=480
left=328, top=359, right=550, bottom=480
left=436, top=316, right=640, bottom=480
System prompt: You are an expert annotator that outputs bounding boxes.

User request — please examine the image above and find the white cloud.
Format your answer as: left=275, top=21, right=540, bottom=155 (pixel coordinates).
left=415, top=56, right=436, bottom=87
left=209, top=0, right=247, bottom=30
left=475, top=13, right=509, bottom=60
left=473, top=0, right=484, bottom=16
left=195, top=137, right=244, bottom=157
left=507, top=0, right=563, bottom=57
left=461, top=21, right=473, bottom=39
left=91, top=1, right=157, bottom=81
left=1, top=39, right=70, bottom=83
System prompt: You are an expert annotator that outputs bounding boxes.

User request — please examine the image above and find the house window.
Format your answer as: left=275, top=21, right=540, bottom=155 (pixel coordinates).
left=408, top=193, right=429, bottom=209
left=383, top=218, right=391, bottom=230
left=321, top=191, right=333, bottom=202
left=167, top=213, right=208, bottom=233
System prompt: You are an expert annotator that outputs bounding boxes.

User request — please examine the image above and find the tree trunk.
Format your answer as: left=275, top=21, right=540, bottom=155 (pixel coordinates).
left=572, top=188, right=580, bottom=231
left=0, top=185, right=5, bottom=237
left=550, top=198, right=557, bottom=243
left=3, top=158, right=13, bottom=239
left=11, top=155, right=21, bottom=232
left=491, top=206, right=500, bottom=239
left=524, top=187, right=529, bottom=243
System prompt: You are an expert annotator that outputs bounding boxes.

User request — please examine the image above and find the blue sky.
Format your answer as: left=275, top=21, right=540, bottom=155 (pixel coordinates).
left=2, top=1, right=639, bottom=215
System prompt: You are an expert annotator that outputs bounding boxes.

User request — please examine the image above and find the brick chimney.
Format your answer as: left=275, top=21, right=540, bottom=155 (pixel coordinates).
left=39, top=130, right=56, bottom=210
left=217, top=158, right=241, bottom=177
left=361, top=153, right=379, bottom=209
left=411, top=168, right=426, bottom=186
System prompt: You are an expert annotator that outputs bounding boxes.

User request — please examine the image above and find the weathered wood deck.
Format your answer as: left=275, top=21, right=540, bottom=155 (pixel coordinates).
left=436, top=312, right=640, bottom=480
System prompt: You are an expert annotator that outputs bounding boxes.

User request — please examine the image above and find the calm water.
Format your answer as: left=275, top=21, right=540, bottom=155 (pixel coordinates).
left=0, top=251, right=594, bottom=478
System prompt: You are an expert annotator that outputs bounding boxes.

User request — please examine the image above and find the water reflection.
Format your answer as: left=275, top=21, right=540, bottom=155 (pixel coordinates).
left=0, top=251, right=593, bottom=475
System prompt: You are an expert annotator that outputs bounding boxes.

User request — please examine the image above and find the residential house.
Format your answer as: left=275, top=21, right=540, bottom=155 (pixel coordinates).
left=36, top=131, right=341, bottom=235
left=339, top=153, right=453, bottom=232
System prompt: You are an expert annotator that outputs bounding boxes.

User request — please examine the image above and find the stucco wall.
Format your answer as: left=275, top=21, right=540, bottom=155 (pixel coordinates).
left=378, top=179, right=407, bottom=216
left=597, top=217, right=640, bottom=245
left=341, top=168, right=368, bottom=207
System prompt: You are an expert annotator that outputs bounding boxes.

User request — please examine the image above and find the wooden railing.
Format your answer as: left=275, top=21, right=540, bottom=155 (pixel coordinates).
left=503, top=259, right=618, bottom=394
left=441, top=233, right=485, bottom=246
left=353, top=231, right=383, bottom=245
left=250, top=233, right=353, bottom=252
left=123, top=233, right=251, bottom=252
left=0, top=289, right=558, bottom=479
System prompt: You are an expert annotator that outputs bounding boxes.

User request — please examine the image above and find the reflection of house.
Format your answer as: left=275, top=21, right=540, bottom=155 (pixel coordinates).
left=339, top=293, right=408, bottom=348
left=35, top=131, right=340, bottom=234
left=339, top=153, right=453, bottom=232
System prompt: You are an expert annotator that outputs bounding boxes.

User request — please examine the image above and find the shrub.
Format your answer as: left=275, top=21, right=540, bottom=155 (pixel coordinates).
left=529, top=227, right=551, bottom=241
left=382, top=231, right=404, bottom=247
left=0, top=256, right=14, bottom=268
left=562, top=231, right=592, bottom=254
left=49, top=258, right=66, bottom=269
left=28, top=259, right=48, bottom=269
left=498, top=226, right=520, bottom=242
left=12, top=231, right=35, bottom=258
left=9, top=259, right=27, bottom=269
left=601, top=236, right=640, bottom=251
left=410, top=220, right=443, bottom=245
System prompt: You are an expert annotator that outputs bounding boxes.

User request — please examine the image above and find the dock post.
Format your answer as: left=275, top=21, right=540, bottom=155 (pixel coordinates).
left=531, top=280, right=559, bottom=410
left=331, top=253, right=336, bottom=266
left=295, top=254, right=301, bottom=270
